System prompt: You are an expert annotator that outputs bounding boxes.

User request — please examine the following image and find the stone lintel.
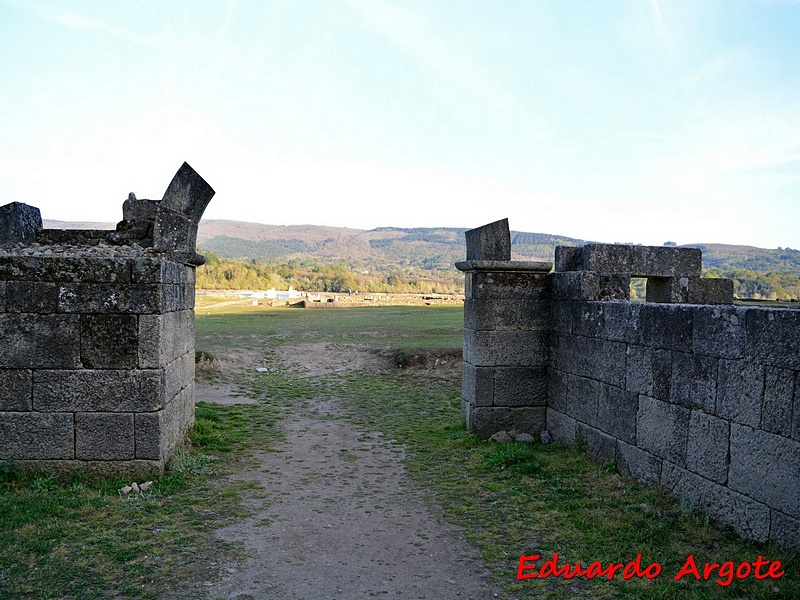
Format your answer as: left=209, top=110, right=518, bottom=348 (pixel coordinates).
left=455, top=260, right=552, bottom=273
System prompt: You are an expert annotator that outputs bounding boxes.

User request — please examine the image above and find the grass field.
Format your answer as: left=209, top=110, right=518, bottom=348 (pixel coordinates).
left=1, top=302, right=797, bottom=599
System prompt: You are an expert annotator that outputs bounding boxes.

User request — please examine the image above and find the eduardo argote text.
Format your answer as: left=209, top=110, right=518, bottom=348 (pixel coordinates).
left=517, top=553, right=785, bottom=587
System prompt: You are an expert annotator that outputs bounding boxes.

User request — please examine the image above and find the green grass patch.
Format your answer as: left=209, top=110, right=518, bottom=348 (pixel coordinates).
left=0, top=401, right=282, bottom=599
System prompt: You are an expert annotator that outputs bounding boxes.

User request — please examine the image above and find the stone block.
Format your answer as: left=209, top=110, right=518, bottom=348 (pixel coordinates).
left=746, top=308, right=800, bottom=370
left=5, top=281, right=58, bottom=313
left=638, top=304, right=693, bottom=351
left=576, top=423, right=616, bottom=462
left=692, top=306, right=746, bottom=359
left=0, top=412, right=74, bottom=459
left=625, top=346, right=672, bottom=400
left=795, top=378, right=800, bottom=443
left=0, top=280, right=5, bottom=311
left=464, top=298, right=550, bottom=331
left=546, top=368, right=569, bottom=413
left=139, top=310, right=194, bottom=368
left=164, top=355, right=187, bottom=403
left=581, top=244, right=701, bottom=278
left=135, top=410, right=167, bottom=460
left=716, top=360, right=764, bottom=426
left=728, top=424, right=799, bottom=516
left=761, top=367, right=795, bottom=437
left=494, top=367, right=547, bottom=407
left=686, top=411, right=729, bottom=484
left=596, top=301, right=640, bottom=344
left=75, top=412, right=135, bottom=460
left=0, top=370, right=32, bottom=410
left=637, top=395, right=690, bottom=466
left=597, top=384, right=637, bottom=444
left=80, top=314, right=139, bottom=369
left=687, top=278, right=734, bottom=304
left=0, top=202, right=42, bottom=245
left=57, top=283, right=161, bottom=314
left=546, top=409, right=576, bottom=444
left=464, top=218, right=510, bottom=261
left=616, top=441, right=661, bottom=485
left=554, top=246, right=583, bottom=271
left=669, top=352, right=717, bottom=412
left=0, top=314, right=80, bottom=368
left=0, top=255, right=130, bottom=284
left=573, top=336, right=627, bottom=387
left=661, top=461, right=770, bottom=543
left=462, top=363, right=493, bottom=408
left=33, top=369, right=163, bottom=412
left=552, top=271, right=630, bottom=302
left=566, top=374, right=602, bottom=426
left=550, top=300, right=573, bottom=334
left=122, top=197, right=160, bottom=223
left=466, top=270, right=551, bottom=301
left=469, top=405, right=546, bottom=437
left=771, top=512, right=800, bottom=550
left=549, top=332, right=577, bottom=373
left=468, top=329, right=548, bottom=368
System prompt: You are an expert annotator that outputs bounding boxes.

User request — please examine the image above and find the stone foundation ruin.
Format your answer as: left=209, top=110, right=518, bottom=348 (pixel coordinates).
left=0, top=163, right=213, bottom=477
left=458, top=219, right=800, bottom=549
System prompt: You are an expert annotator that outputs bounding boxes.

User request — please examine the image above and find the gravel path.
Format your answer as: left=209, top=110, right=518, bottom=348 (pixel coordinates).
left=201, top=380, right=505, bottom=600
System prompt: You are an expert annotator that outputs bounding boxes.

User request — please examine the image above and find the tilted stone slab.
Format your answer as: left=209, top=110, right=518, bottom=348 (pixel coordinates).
left=33, top=369, right=163, bottom=412
left=464, top=218, right=511, bottom=261
left=728, top=424, right=800, bottom=516
left=0, top=202, right=42, bottom=245
left=581, top=244, right=701, bottom=278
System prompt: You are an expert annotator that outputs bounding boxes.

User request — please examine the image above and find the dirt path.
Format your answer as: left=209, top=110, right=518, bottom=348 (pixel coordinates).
left=199, top=347, right=507, bottom=600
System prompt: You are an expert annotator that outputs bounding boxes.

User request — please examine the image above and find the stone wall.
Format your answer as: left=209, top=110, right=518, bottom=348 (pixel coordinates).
left=0, top=163, right=213, bottom=476
left=458, top=220, right=800, bottom=549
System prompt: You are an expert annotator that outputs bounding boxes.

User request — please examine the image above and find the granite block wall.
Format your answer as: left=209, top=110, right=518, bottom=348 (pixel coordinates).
left=0, top=162, right=213, bottom=477
left=459, top=221, right=800, bottom=548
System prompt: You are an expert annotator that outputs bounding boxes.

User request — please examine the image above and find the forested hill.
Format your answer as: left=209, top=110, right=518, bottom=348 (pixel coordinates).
left=41, top=219, right=800, bottom=299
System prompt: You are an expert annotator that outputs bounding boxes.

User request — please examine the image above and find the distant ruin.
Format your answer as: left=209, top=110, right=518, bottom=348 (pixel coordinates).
left=0, top=163, right=213, bottom=477
left=458, top=219, right=799, bottom=549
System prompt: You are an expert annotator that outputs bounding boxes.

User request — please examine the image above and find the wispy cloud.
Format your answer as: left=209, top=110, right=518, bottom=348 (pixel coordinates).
left=346, top=0, right=512, bottom=112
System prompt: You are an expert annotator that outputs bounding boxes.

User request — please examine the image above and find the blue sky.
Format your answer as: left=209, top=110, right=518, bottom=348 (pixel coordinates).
left=1, top=0, right=798, bottom=248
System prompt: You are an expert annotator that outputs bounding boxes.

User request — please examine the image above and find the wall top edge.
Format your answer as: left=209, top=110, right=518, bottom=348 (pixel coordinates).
left=455, top=260, right=553, bottom=273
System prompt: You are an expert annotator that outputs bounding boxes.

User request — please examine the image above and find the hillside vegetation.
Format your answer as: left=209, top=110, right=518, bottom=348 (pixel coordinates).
left=42, top=219, right=800, bottom=299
